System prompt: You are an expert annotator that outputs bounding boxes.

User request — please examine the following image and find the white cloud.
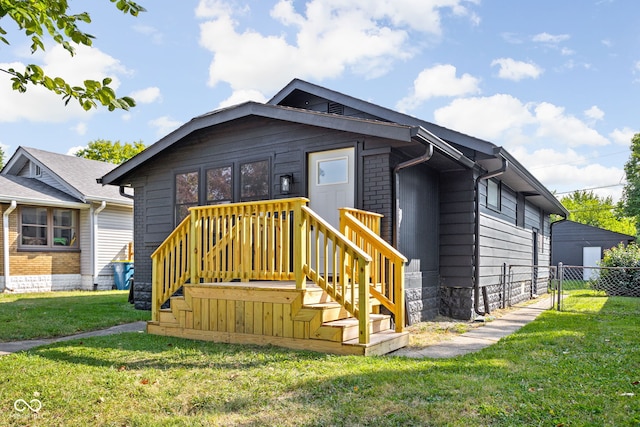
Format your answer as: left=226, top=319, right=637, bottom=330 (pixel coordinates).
left=609, top=127, right=637, bottom=146
left=196, top=0, right=479, bottom=103
left=584, top=105, right=604, bottom=122
left=130, top=87, right=162, bottom=104
left=532, top=32, right=570, bottom=44
left=491, top=58, right=543, bottom=81
left=433, top=96, right=610, bottom=148
left=510, top=146, right=625, bottom=202
left=218, top=89, right=268, bottom=108
left=0, top=44, right=129, bottom=123
left=534, top=103, right=609, bottom=147
left=71, top=122, right=88, bottom=136
left=396, top=64, right=480, bottom=111
left=433, top=94, right=536, bottom=142
left=149, top=116, right=183, bottom=137
left=66, top=145, right=86, bottom=156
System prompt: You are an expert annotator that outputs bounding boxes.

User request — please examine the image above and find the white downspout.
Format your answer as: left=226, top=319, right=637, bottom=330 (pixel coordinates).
left=93, top=201, right=107, bottom=288
left=2, top=201, right=17, bottom=292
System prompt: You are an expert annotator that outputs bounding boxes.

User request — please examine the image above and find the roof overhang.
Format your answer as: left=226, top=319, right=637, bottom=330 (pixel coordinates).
left=477, top=148, right=568, bottom=216
left=101, top=102, right=474, bottom=186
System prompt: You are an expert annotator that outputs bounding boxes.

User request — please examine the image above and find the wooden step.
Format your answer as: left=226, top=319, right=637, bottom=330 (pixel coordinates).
left=313, top=313, right=391, bottom=342
left=342, top=330, right=409, bottom=356
left=158, top=308, right=179, bottom=326
left=293, top=302, right=351, bottom=323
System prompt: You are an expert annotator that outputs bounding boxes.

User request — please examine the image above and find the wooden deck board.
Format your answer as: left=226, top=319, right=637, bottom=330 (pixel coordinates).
left=153, top=281, right=406, bottom=356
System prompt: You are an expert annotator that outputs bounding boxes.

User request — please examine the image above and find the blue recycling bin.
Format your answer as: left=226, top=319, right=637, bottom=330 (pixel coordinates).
left=113, top=261, right=134, bottom=290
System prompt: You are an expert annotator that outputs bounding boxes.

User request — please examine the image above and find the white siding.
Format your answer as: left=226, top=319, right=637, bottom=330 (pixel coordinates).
left=96, top=205, right=133, bottom=288
left=79, top=208, right=92, bottom=275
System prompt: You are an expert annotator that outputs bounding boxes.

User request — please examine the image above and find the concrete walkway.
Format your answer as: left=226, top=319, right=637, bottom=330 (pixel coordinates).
left=0, top=295, right=555, bottom=358
left=0, top=321, right=147, bottom=356
left=390, top=295, right=555, bottom=358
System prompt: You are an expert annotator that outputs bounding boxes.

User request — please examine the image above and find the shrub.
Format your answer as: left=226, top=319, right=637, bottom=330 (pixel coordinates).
left=595, top=243, right=640, bottom=297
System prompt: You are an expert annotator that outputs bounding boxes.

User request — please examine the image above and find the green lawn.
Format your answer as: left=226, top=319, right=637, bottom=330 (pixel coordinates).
left=0, top=292, right=638, bottom=426
left=0, top=291, right=149, bottom=341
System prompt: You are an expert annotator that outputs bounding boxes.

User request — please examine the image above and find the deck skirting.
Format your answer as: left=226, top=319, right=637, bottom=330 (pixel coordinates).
left=148, top=282, right=407, bottom=356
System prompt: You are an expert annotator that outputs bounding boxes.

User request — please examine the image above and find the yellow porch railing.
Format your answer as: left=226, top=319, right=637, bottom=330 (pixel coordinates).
left=339, top=208, right=406, bottom=332
left=150, top=197, right=405, bottom=343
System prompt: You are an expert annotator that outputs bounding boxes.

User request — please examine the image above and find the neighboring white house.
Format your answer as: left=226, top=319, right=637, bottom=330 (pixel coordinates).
left=0, top=147, right=133, bottom=293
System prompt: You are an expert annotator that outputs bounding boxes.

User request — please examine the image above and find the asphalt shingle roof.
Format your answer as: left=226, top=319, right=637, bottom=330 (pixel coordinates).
left=0, top=174, right=82, bottom=205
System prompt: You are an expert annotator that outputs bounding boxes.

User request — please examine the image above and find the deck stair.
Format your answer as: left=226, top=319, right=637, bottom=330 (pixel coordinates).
left=149, top=282, right=407, bottom=355
left=148, top=198, right=408, bottom=356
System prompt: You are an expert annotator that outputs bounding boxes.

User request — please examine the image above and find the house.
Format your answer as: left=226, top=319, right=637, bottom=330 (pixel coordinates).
left=0, top=147, right=134, bottom=293
left=551, top=220, right=635, bottom=269
left=99, top=79, right=567, bottom=355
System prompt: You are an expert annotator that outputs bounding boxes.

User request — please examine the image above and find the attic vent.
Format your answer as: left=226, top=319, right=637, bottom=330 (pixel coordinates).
left=30, top=163, right=42, bottom=178
left=328, top=102, right=344, bottom=115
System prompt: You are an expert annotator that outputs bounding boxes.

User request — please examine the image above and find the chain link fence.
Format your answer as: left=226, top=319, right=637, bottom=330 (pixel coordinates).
left=557, top=263, right=640, bottom=303
left=504, top=264, right=640, bottom=312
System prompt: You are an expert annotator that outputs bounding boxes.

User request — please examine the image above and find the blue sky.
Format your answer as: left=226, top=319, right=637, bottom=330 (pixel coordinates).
left=1, top=0, right=638, bottom=202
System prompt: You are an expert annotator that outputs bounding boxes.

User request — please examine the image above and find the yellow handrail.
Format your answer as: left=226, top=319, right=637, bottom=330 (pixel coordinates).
left=340, top=211, right=406, bottom=332
left=338, top=207, right=382, bottom=235
left=150, top=197, right=396, bottom=343
left=300, top=206, right=372, bottom=343
left=151, top=215, right=191, bottom=321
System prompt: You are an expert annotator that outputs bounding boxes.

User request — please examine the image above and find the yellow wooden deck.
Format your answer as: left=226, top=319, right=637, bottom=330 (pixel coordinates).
left=148, top=199, right=408, bottom=356
left=147, top=281, right=408, bottom=356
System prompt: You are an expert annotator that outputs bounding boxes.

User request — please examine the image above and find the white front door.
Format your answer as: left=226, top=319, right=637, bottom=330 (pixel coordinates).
left=308, top=148, right=355, bottom=228
left=308, top=148, right=355, bottom=274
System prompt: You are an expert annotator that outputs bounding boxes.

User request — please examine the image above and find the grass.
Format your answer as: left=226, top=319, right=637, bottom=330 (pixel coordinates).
left=0, top=291, right=149, bottom=342
left=0, top=291, right=638, bottom=426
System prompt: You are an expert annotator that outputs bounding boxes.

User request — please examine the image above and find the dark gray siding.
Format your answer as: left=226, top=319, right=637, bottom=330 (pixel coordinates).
left=397, top=163, right=440, bottom=322
left=439, top=169, right=475, bottom=288
left=551, top=220, right=635, bottom=266
left=127, top=117, right=397, bottom=307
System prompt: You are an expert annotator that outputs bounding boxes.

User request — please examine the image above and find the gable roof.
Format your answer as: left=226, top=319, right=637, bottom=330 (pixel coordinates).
left=270, top=79, right=567, bottom=216
left=100, top=101, right=474, bottom=186
left=551, top=219, right=636, bottom=241
left=99, top=78, right=566, bottom=216
left=1, top=147, right=132, bottom=206
left=0, top=175, right=85, bottom=207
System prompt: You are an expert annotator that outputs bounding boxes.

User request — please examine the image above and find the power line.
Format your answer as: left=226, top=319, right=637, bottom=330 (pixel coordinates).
left=555, top=183, right=625, bottom=195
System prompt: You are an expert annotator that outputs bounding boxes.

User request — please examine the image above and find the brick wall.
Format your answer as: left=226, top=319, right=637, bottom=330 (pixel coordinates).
left=5, top=210, right=80, bottom=275
left=362, top=153, right=393, bottom=243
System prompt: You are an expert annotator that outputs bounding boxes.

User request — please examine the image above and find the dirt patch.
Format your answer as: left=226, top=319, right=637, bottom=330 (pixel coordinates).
left=404, top=305, right=524, bottom=348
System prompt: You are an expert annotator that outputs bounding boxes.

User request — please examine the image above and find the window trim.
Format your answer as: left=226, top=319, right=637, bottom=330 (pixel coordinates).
left=18, top=206, right=79, bottom=251
left=239, top=158, right=271, bottom=201
left=487, top=179, right=501, bottom=211
left=174, top=169, right=200, bottom=226
left=205, top=164, right=233, bottom=205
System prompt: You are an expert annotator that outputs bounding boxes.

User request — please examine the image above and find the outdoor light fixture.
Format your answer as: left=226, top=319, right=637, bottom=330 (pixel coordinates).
left=280, top=174, right=293, bottom=194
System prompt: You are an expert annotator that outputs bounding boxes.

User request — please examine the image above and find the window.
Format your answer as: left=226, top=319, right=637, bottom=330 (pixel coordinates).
left=175, top=171, right=199, bottom=225
left=20, top=207, right=78, bottom=249
left=206, top=166, right=232, bottom=204
left=487, top=179, right=501, bottom=210
left=240, top=160, right=269, bottom=200
left=317, top=157, right=348, bottom=185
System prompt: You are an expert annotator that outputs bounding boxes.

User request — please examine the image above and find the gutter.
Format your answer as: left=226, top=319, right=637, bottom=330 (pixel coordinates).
left=119, top=186, right=134, bottom=200
left=93, top=201, right=107, bottom=287
left=474, top=157, right=508, bottom=316
left=2, top=200, right=17, bottom=292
